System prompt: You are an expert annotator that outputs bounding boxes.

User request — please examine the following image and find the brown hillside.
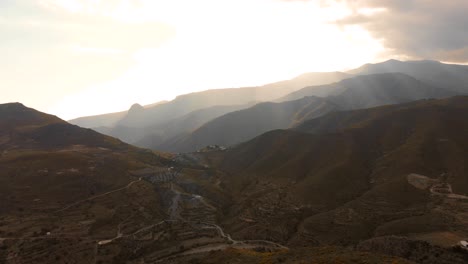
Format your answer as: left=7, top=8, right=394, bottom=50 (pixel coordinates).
left=206, top=96, right=468, bottom=248
left=0, top=103, right=173, bottom=263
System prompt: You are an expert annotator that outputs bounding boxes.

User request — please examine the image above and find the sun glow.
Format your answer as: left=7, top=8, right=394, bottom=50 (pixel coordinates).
left=8, top=0, right=386, bottom=119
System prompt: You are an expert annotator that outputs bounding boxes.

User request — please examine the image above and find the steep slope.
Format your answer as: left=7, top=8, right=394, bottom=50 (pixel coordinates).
left=3, top=101, right=467, bottom=263
left=280, top=72, right=453, bottom=104
left=95, top=103, right=255, bottom=145
left=0, top=102, right=64, bottom=128
left=0, top=103, right=169, bottom=263
left=133, top=102, right=256, bottom=149
left=0, top=103, right=289, bottom=263
left=70, top=59, right=468, bottom=151
left=68, top=100, right=167, bottom=128
left=278, top=81, right=347, bottom=102
left=0, top=103, right=129, bottom=150
left=163, top=73, right=453, bottom=153
left=328, top=73, right=452, bottom=109
left=158, top=96, right=338, bottom=152
left=203, top=96, right=468, bottom=251
left=68, top=110, right=127, bottom=128
left=69, top=72, right=349, bottom=129
left=68, top=72, right=349, bottom=146
left=349, top=59, right=468, bottom=94
left=114, top=72, right=349, bottom=128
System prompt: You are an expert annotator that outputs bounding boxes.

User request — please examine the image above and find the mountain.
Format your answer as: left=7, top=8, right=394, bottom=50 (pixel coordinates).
left=280, top=72, right=451, bottom=104
left=278, top=80, right=348, bottom=102
left=0, top=103, right=179, bottom=263
left=0, top=102, right=64, bottom=128
left=157, top=96, right=338, bottom=152
left=133, top=102, right=256, bottom=149
left=202, top=96, right=468, bottom=258
left=68, top=72, right=349, bottom=143
left=113, top=71, right=350, bottom=128
left=0, top=103, right=253, bottom=263
left=349, top=59, right=468, bottom=94
left=327, top=72, right=452, bottom=109
left=0, top=103, right=309, bottom=263
left=3, top=99, right=468, bottom=263
left=161, top=73, right=454, bottom=152
left=91, top=102, right=256, bottom=145
left=68, top=110, right=127, bottom=128
left=69, top=100, right=168, bottom=128
left=0, top=103, right=129, bottom=150
left=69, top=59, right=468, bottom=154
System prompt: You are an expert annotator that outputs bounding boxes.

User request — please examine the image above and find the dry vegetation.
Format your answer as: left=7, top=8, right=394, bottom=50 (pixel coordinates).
left=1, top=98, right=468, bottom=263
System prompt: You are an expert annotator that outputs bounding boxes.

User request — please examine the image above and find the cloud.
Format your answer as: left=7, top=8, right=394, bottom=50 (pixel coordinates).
left=334, top=0, right=468, bottom=62
left=2, top=0, right=386, bottom=119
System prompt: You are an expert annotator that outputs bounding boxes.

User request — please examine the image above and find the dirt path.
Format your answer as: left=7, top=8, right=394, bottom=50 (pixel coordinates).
left=55, top=178, right=142, bottom=213
left=193, top=195, right=217, bottom=211
left=201, top=222, right=235, bottom=244
left=430, top=183, right=468, bottom=200
left=97, top=215, right=134, bottom=245
left=92, top=174, right=288, bottom=262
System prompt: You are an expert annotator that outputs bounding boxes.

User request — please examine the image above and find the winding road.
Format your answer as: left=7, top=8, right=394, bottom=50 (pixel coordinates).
left=92, top=169, right=288, bottom=262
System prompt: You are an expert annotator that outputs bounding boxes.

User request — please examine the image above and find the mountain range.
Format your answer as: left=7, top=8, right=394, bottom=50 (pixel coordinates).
left=212, top=96, right=468, bottom=247
left=69, top=60, right=468, bottom=153
left=3, top=59, right=468, bottom=263
left=3, top=96, right=468, bottom=263
left=159, top=72, right=453, bottom=152
left=70, top=71, right=349, bottom=144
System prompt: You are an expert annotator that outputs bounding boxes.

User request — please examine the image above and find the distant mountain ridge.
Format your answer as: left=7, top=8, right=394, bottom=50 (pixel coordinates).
left=349, top=59, right=468, bottom=94
left=69, top=71, right=349, bottom=145
left=69, top=59, right=468, bottom=153
left=160, top=72, right=455, bottom=152
left=69, top=100, right=167, bottom=128
left=70, top=72, right=349, bottom=129
left=156, top=96, right=337, bottom=152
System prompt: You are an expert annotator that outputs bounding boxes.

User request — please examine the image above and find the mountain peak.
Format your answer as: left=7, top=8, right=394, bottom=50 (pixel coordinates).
left=0, top=102, right=64, bottom=128
left=128, top=103, right=145, bottom=113
left=0, top=102, right=27, bottom=110
left=383, top=58, right=402, bottom=63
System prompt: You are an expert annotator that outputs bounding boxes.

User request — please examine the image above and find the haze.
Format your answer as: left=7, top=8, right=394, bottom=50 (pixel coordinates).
left=1, top=0, right=467, bottom=119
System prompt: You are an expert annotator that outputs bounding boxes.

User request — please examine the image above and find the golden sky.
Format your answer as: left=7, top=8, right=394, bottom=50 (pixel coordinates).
left=0, top=0, right=425, bottom=119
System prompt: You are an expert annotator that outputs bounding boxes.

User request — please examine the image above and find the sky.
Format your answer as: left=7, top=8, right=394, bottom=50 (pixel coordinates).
left=1, top=0, right=467, bottom=120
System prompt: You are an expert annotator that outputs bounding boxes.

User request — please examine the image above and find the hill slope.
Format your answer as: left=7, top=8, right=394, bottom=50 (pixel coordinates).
left=0, top=103, right=290, bottom=263
left=69, top=100, right=167, bottom=128
left=0, top=103, right=170, bottom=263
left=200, top=96, right=468, bottom=253
left=69, top=72, right=349, bottom=130
left=349, top=59, right=468, bottom=94
left=95, top=102, right=256, bottom=146
left=162, top=73, right=454, bottom=152
left=2, top=101, right=467, bottom=263
left=157, top=96, right=337, bottom=152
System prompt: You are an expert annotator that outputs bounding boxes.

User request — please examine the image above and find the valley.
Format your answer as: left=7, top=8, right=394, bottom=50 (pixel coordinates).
left=4, top=0, right=468, bottom=260
left=2, top=60, right=468, bottom=263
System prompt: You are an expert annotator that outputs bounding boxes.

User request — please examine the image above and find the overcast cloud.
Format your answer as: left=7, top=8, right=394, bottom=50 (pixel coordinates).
left=333, top=0, right=468, bottom=62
